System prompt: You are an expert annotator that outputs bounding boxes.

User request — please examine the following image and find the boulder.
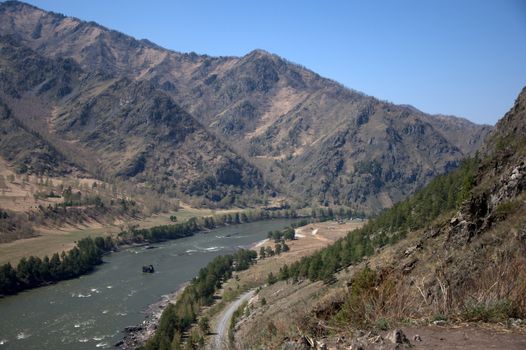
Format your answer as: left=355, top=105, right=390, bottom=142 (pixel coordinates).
left=387, top=329, right=411, bottom=346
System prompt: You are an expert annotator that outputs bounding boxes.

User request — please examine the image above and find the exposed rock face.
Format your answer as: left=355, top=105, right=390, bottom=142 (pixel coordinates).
left=0, top=1, right=492, bottom=210
left=447, top=86, right=526, bottom=244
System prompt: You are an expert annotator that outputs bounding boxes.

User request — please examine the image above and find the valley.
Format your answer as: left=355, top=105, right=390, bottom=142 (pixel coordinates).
left=0, top=219, right=302, bottom=350
left=0, top=1, right=524, bottom=350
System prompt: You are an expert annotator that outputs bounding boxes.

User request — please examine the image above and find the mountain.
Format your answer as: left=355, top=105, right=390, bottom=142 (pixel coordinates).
left=0, top=1, right=491, bottom=211
left=0, top=34, right=268, bottom=207
left=228, top=87, right=526, bottom=349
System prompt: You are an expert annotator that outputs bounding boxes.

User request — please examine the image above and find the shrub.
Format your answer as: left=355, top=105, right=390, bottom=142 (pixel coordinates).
left=331, top=267, right=378, bottom=328
left=461, top=299, right=517, bottom=322
left=376, top=318, right=390, bottom=331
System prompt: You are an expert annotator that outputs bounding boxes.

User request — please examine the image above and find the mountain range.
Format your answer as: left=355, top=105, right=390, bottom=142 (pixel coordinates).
left=0, top=1, right=491, bottom=211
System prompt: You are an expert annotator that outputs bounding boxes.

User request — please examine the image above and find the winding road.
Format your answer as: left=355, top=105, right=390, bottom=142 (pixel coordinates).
left=213, top=290, right=255, bottom=350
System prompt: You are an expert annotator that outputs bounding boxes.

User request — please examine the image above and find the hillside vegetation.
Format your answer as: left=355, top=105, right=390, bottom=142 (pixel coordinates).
left=229, top=87, right=526, bottom=349
left=280, top=158, right=478, bottom=283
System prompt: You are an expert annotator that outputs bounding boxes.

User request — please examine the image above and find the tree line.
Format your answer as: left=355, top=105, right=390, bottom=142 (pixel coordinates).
left=0, top=205, right=358, bottom=297
left=0, top=209, right=299, bottom=297
left=117, top=209, right=301, bottom=244
left=0, top=236, right=114, bottom=296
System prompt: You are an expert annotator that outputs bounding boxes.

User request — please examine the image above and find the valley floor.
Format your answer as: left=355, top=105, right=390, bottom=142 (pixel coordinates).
left=0, top=206, right=236, bottom=265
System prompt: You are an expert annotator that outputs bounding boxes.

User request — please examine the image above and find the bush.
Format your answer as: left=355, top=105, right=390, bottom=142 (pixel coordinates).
left=198, top=316, right=210, bottom=334
left=267, top=272, right=277, bottom=285
left=494, top=199, right=522, bottom=220
left=332, top=267, right=379, bottom=328
left=376, top=318, right=390, bottom=331
left=461, top=299, right=517, bottom=322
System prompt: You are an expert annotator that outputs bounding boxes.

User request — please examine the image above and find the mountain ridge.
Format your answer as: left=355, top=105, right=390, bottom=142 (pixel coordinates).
left=0, top=0, right=492, bottom=211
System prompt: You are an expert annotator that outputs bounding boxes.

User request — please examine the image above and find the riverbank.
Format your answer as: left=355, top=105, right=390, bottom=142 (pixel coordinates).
left=0, top=219, right=304, bottom=350
left=205, top=220, right=364, bottom=350
left=117, top=283, right=189, bottom=349
left=0, top=210, right=306, bottom=297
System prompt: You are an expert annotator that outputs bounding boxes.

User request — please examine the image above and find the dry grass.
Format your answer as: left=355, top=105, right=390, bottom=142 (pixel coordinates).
left=229, top=198, right=526, bottom=349
left=207, top=221, right=363, bottom=346
left=205, top=220, right=364, bottom=349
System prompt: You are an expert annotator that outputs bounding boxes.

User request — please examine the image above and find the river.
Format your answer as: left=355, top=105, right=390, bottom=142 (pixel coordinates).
left=0, top=219, right=299, bottom=349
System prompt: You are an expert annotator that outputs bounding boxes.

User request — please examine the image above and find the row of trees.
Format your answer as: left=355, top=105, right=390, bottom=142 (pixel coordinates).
left=142, top=249, right=258, bottom=350
left=23, top=198, right=139, bottom=229
left=0, top=208, right=303, bottom=296
left=0, top=205, right=354, bottom=297
left=310, top=206, right=365, bottom=221
left=0, top=236, right=114, bottom=296
left=277, top=159, right=478, bottom=284
left=118, top=209, right=302, bottom=244
left=259, top=240, right=290, bottom=259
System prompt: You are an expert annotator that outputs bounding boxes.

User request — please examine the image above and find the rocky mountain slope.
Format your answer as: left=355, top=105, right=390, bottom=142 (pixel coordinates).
left=0, top=1, right=491, bottom=210
left=0, top=32, right=268, bottom=207
left=229, top=87, right=526, bottom=349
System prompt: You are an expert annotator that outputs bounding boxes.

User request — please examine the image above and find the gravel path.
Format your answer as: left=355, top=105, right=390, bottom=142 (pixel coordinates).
left=213, top=290, right=255, bottom=350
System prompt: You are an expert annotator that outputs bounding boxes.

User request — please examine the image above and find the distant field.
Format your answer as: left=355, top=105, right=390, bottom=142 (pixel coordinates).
left=0, top=206, right=239, bottom=265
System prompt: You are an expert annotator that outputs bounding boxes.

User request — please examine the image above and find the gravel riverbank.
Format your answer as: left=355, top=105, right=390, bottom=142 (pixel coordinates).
left=116, top=283, right=188, bottom=349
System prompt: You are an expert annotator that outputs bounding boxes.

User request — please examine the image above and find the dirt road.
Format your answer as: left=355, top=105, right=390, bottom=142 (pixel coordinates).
left=212, top=290, right=255, bottom=350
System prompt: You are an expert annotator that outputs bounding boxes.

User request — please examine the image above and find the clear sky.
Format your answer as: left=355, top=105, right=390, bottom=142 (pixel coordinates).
left=21, top=0, right=526, bottom=125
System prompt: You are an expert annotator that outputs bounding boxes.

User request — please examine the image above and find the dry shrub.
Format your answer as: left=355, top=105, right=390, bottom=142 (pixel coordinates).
left=321, top=264, right=456, bottom=331
left=329, top=267, right=417, bottom=330
left=312, top=287, right=346, bottom=321
left=458, top=250, right=526, bottom=321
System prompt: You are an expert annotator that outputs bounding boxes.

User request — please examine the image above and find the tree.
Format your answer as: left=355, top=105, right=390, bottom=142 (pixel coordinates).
left=265, top=246, right=274, bottom=257
left=275, top=243, right=282, bottom=255
left=0, top=263, right=19, bottom=295
left=170, top=215, right=178, bottom=222
left=267, top=272, right=277, bottom=285
left=198, top=316, right=210, bottom=334
left=283, top=227, right=295, bottom=240
left=259, top=246, right=266, bottom=259
left=278, top=265, right=290, bottom=280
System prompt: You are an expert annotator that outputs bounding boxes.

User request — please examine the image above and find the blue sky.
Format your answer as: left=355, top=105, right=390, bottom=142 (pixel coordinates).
left=22, top=0, right=526, bottom=125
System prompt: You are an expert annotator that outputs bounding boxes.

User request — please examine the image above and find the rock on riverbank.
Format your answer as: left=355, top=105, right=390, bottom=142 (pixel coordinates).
left=117, top=284, right=188, bottom=349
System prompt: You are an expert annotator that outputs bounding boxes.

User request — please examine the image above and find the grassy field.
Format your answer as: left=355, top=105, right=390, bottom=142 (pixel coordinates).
left=0, top=206, right=240, bottom=265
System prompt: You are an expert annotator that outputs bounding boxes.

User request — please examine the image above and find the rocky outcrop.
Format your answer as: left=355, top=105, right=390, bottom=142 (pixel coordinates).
left=448, top=160, right=526, bottom=245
